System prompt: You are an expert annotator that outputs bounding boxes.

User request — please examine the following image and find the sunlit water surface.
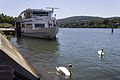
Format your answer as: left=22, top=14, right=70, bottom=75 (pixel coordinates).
left=11, top=28, right=120, bottom=80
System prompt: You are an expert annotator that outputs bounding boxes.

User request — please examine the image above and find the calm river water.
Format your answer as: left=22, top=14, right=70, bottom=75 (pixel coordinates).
left=10, top=28, right=120, bottom=80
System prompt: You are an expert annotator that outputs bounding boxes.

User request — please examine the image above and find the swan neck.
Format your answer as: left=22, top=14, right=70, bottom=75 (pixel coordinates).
left=68, top=67, right=72, bottom=76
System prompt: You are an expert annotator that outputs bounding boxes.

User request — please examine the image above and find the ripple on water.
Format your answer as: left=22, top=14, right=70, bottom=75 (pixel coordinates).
left=11, top=28, right=120, bottom=80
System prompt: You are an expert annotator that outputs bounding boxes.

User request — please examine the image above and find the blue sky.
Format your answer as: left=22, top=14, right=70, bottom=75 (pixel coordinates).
left=0, top=0, right=120, bottom=19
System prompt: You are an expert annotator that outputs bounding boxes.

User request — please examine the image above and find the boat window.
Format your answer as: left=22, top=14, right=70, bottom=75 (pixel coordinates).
left=21, top=13, right=25, bottom=19
left=33, top=11, right=48, bottom=16
left=19, top=13, right=25, bottom=19
left=26, top=24, right=32, bottom=29
left=25, top=12, right=32, bottom=19
left=35, top=24, right=45, bottom=28
left=22, top=24, right=25, bottom=28
left=26, top=24, right=32, bottom=26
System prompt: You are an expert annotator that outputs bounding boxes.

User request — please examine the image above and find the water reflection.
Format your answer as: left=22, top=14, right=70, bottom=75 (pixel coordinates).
left=12, top=37, right=59, bottom=54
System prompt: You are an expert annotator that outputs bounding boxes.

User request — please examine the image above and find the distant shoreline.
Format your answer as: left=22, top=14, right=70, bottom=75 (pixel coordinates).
left=57, top=16, right=120, bottom=28
left=59, top=27, right=120, bottom=29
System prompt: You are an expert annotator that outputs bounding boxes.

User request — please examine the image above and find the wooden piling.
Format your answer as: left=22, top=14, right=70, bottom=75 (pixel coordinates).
left=15, top=22, right=21, bottom=37
left=111, top=27, right=113, bottom=33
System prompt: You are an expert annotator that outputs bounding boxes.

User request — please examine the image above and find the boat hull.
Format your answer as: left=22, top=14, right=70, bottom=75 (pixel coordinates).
left=21, top=27, right=59, bottom=39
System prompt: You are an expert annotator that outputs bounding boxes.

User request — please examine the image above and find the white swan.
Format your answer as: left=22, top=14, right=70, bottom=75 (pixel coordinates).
left=98, top=48, right=104, bottom=57
left=56, top=64, right=72, bottom=77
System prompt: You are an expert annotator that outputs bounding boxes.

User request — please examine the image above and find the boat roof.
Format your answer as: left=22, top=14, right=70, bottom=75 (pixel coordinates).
left=22, top=8, right=53, bottom=13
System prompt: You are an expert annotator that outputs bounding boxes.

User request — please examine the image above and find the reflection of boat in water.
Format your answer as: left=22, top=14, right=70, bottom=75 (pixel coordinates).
left=14, top=36, right=59, bottom=54
left=15, top=8, right=59, bottom=39
left=11, top=36, right=60, bottom=80
left=0, top=33, right=40, bottom=80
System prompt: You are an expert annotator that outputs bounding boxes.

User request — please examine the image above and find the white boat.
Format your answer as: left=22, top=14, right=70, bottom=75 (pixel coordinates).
left=15, top=8, right=59, bottom=39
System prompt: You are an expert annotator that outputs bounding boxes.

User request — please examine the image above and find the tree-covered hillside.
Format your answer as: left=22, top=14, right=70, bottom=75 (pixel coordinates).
left=0, top=13, right=15, bottom=28
left=57, top=16, right=120, bottom=28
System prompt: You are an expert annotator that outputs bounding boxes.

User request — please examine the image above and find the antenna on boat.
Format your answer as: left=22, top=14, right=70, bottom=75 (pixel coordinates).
left=46, top=7, right=59, bottom=12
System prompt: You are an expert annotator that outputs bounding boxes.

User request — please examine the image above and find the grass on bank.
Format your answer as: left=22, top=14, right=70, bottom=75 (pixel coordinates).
left=0, top=23, right=13, bottom=28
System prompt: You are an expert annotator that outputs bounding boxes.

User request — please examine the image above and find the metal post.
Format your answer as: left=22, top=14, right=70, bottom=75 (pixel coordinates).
left=111, top=26, right=113, bottom=33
